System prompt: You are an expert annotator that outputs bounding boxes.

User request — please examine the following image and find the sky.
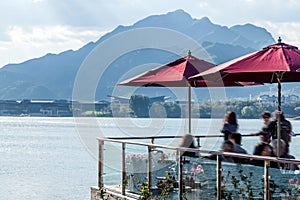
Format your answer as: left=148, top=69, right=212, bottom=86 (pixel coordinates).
left=1, top=0, right=300, bottom=67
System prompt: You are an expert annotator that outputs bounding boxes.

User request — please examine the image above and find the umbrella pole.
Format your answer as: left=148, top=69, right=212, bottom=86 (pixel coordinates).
left=188, top=84, right=192, bottom=134
left=277, top=75, right=282, bottom=157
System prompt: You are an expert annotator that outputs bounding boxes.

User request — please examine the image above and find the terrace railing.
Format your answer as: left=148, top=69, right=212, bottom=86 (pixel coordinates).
left=107, top=133, right=300, bottom=147
left=95, top=136, right=300, bottom=200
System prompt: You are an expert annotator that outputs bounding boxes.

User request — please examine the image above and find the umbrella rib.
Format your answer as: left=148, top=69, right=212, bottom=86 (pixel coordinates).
left=271, top=73, right=276, bottom=83
left=274, top=71, right=285, bottom=81
left=279, top=71, right=285, bottom=80
left=281, top=43, right=291, bottom=71
left=219, top=73, right=229, bottom=82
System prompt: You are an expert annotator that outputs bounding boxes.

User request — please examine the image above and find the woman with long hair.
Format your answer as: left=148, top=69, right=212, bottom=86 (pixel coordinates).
left=221, top=111, right=238, bottom=140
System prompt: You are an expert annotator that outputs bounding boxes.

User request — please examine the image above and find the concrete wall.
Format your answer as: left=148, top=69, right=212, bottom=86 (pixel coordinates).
left=91, top=186, right=138, bottom=200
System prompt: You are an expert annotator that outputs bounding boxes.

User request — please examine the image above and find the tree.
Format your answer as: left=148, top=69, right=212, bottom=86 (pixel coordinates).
left=241, top=106, right=256, bottom=119
left=130, top=95, right=150, bottom=118
left=163, top=102, right=181, bottom=118
left=149, top=102, right=167, bottom=118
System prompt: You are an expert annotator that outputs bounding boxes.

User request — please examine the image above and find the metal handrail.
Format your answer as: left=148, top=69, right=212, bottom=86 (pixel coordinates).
left=97, top=137, right=300, bottom=200
left=108, top=133, right=300, bottom=147
left=100, top=137, right=300, bottom=164
left=108, top=133, right=300, bottom=140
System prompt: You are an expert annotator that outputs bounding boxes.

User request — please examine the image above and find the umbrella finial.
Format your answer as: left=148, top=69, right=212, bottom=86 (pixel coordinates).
left=188, top=50, right=191, bottom=56
left=278, top=37, right=282, bottom=44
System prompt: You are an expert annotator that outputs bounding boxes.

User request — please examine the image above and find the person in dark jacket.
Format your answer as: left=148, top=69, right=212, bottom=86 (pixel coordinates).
left=251, top=142, right=278, bottom=168
left=178, top=134, right=198, bottom=157
left=205, top=140, right=235, bottom=163
left=271, top=139, right=296, bottom=170
left=251, top=111, right=272, bottom=143
left=229, top=133, right=249, bottom=164
left=266, top=111, right=292, bottom=153
left=221, top=111, right=238, bottom=140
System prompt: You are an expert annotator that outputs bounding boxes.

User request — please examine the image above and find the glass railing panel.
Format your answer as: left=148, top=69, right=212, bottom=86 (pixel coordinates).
left=150, top=148, right=177, bottom=198
left=125, top=144, right=148, bottom=194
left=219, top=162, right=264, bottom=199
left=102, top=141, right=122, bottom=186
left=182, top=156, right=217, bottom=200
left=97, top=138, right=300, bottom=200
left=270, top=159, right=300, bottom=199
left=188, top=155, right=265, bottom=199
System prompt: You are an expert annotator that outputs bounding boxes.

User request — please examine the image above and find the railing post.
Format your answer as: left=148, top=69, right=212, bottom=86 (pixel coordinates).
left=98, top=140, right=104, bottom=189
left=216, top=154, right=222, bottom=200
left=122, top=143, right=126, bottom=195
left=188, top=84, right=192, bottom=134
left=264, top=160, right=270, bottom=200
left=196, top=136, right=200, bottom=147
left=148, top=146, right=152, bottom=196
left=178, top=150, right=183, bottom=200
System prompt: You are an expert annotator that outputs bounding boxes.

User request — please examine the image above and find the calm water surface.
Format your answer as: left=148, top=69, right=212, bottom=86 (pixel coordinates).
left=1, top=117, right=300, bottom=200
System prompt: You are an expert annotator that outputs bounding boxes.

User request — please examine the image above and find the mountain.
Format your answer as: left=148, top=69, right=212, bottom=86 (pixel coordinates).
left=0, top=9, right=278, bottom=101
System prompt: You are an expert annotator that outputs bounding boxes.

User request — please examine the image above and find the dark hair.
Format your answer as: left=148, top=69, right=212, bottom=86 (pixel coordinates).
left=261, top=111, right=271, bottom=119
left=179, top=134, right=197, bottom=157
left=230, top=133, right=242, bottom=145
left=225, top=111, right=237, bottom=125
left=280, top=112, right=286, bottom=121
left=179, top=134, right=196, bottom=148
left=274, top=110, right=286, bottom=121
left=253, top=142, right=275, bottom=156
left=222, top=140, right=234, bottom=149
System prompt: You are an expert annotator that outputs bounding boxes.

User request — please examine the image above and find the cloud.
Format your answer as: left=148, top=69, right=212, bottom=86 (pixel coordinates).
left=1, top=0, right=300, bottom=67
left=0, top=25, right=107, bottom=66
left=182, top=0, right=300, bottom=26
left=32, top=0, right=45, bottom=2
left=256, top=21, right=300, bottom=47
left=2, top=1, right=300, bottom=29
left=7, top=25, right=102, bottom=47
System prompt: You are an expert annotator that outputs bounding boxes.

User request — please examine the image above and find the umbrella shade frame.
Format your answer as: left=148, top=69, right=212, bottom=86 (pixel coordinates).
left=190, top=39, right=300, bottom=156
left=119, top=52, right=262, bottom=135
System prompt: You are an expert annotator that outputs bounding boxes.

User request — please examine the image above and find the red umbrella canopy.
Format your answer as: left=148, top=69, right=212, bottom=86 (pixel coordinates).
left=191, top=38, right=300, bottom=83
left=119, top=52, right=260, bottom=87
left=118, top=51, right=261, bottom=134
left=190, top=80, right=261, bottom=87
left=119, top=52, right=215, bottom=87
left=119, top=51, right=218, bottom=134
left=189, top=38, right=300, bottom=156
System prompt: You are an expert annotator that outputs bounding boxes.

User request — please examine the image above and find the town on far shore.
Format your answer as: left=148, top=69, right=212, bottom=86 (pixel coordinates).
left=0, top=94, right=299, bottom=118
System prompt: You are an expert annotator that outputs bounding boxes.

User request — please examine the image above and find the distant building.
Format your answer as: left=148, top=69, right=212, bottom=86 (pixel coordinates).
left=0, top=99, right=110, bottom=117
left=108, top=95, right=169, bottom=105
left=286, top=94, right=299, bottom=103
left=257, top=94, right=299, bottom=104
left=175, top=99, right=195, bottom=105
left=0, top=100, right=21, bottom=116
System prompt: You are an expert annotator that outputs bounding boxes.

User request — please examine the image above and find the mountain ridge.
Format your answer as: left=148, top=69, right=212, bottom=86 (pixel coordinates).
left=0, top=9, right=280, bottom=101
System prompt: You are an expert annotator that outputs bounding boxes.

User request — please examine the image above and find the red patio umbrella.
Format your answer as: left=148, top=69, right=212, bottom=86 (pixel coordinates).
left=190, top=37, right=300, bottom=155
left=119, top=51, right=260, bottom=134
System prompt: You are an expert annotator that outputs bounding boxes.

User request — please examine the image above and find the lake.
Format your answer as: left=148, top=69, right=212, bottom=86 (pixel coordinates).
left=1, top=117, right=300, bottom=200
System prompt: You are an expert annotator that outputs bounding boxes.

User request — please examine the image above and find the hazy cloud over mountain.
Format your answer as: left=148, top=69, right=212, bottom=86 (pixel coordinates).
left=0, top=10, right=278, bottom=101
left=1, top=0, right=300, bottom=67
